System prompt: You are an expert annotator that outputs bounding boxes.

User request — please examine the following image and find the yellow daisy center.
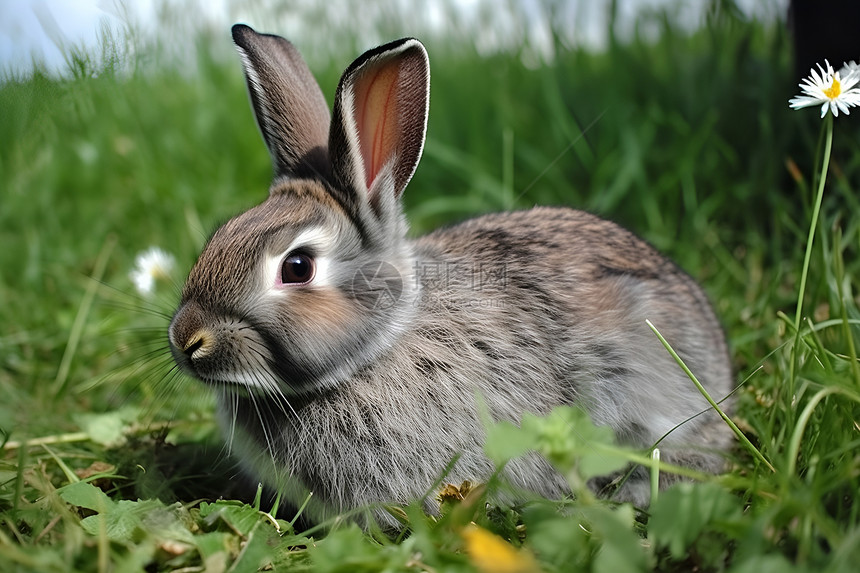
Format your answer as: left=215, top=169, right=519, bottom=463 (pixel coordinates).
left=823, top=76, right=842, bottom=99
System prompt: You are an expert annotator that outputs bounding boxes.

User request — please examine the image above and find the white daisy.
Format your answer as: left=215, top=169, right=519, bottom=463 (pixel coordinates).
left=839, top=60, right=860, bottom=83
left=130, top=247, right=175, bottom=296
left=789, top=59, right=860, bottom=118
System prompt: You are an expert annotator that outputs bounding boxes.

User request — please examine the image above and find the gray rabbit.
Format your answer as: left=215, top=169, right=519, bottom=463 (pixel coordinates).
left=168, top=24, right=733, bottom=528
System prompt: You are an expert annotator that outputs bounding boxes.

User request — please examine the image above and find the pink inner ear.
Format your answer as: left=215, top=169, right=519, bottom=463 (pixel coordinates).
left=354, top=65, right=399, bottom=190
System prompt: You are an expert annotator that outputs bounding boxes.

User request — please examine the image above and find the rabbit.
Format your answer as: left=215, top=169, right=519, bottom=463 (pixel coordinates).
left=168, top=23, right=734, bottom=529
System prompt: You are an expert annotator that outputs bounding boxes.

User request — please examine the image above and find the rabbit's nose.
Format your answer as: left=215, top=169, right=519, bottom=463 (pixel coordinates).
left=169, top=301, right=215, bottom=362
left=181, top=329, right=212, bottom=359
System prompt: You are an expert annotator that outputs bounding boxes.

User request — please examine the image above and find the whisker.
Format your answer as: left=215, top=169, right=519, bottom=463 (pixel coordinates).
left=247, top=391, right=279, bottom=474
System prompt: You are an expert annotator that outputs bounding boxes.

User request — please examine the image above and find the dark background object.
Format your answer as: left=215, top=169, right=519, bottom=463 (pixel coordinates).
left=790, top=0, right=860, bottom=77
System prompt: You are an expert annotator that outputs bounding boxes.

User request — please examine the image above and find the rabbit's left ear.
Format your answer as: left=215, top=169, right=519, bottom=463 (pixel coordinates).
left=232, top=24, right=331, bottom=181
left=329, top=38, right=429, bottom=209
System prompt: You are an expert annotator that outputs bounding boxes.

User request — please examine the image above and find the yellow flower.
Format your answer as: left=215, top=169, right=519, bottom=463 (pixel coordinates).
left=461, top=524, right=539, bottom=573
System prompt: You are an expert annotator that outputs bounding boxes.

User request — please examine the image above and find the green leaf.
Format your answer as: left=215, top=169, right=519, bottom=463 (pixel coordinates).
left=588, top=504, right=651, bottom=573
left=79, top=499, right=164, bottom=542
left=73, top=405, right=140, bottom=446
left=198, top=501, right=219, bottom=518
left=229, top=521, right=277, bottom=573
left=522, top=503, right=591, bottom=568
left=80, top=505, right=139, bottom=541
left=201, top=499, right=268, bottom=537
left=485, top=406, right=629, bottom=488
left=310, top=524, right=396, bottom=572
left=648, top=481, right=742, bottom=559
left=194, top=530, right=235, bottom=562
left=484, top=418, right=537, bottom=465
left=61, top=483, right=179, bottom=545
left=525, top=406, right=627, bottom=480
left=58, top=481, right=114, bottom=513
left=141, top=502, right=196, bottom=544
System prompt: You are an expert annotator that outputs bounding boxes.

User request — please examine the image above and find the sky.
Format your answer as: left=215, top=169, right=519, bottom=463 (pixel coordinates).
left=0, top=0, right=215, bottom=74
left=0, top=0, right=787, bottom=77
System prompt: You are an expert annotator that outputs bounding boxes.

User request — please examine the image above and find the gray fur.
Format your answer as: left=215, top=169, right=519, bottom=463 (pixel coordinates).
left=169, top=26, right=733, bottom=529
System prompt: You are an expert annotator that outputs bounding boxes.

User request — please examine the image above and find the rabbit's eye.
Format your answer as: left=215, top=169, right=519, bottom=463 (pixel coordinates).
left=280, top=253, right=315, bottom=285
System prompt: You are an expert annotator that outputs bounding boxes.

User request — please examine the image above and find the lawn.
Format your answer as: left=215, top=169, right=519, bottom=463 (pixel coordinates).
left=2, top=1, right=860, bottom=572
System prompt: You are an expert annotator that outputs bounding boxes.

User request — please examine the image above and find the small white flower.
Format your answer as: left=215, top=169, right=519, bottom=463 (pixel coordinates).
left=789, top=59, right=860, bottom=118
left=839, top=60, right=860, bottom=83
left=130, top=247, right=175, bottom=296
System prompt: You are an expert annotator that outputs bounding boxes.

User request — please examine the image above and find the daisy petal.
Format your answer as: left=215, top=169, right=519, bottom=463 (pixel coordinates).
left=789, top=95, right=818, bottom=109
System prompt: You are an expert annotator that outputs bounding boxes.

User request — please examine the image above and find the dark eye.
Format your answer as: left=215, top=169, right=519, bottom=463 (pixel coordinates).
left=280, top=253, right=315, bottom=284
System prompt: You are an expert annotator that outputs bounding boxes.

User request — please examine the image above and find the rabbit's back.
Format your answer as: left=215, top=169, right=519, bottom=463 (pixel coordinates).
left=413, top=206, right=731, bottom=445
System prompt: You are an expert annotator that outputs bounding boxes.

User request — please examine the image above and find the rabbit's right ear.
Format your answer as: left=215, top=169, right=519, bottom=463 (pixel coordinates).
left=329, top=38, right=429, bottom=214
left=232, top=24, right=331, bottom=180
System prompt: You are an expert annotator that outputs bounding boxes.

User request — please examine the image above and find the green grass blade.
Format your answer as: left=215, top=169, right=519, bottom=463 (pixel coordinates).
left=646, top=319, right=775, bottom=473
left=52, top=234, right=117, bottom=398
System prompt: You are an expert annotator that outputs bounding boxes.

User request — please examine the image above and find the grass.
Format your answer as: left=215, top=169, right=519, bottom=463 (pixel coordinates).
left=2, top=1, right=860, bottom=571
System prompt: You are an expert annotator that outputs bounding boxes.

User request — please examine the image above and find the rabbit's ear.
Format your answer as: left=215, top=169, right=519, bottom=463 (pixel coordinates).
left=232, top=24, right=331, bottom=180
left=329, top=38, right=429, bottom=208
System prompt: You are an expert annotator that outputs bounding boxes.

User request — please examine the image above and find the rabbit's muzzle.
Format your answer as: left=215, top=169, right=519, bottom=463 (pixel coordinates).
left=169, top=301, right=275, bottom=390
